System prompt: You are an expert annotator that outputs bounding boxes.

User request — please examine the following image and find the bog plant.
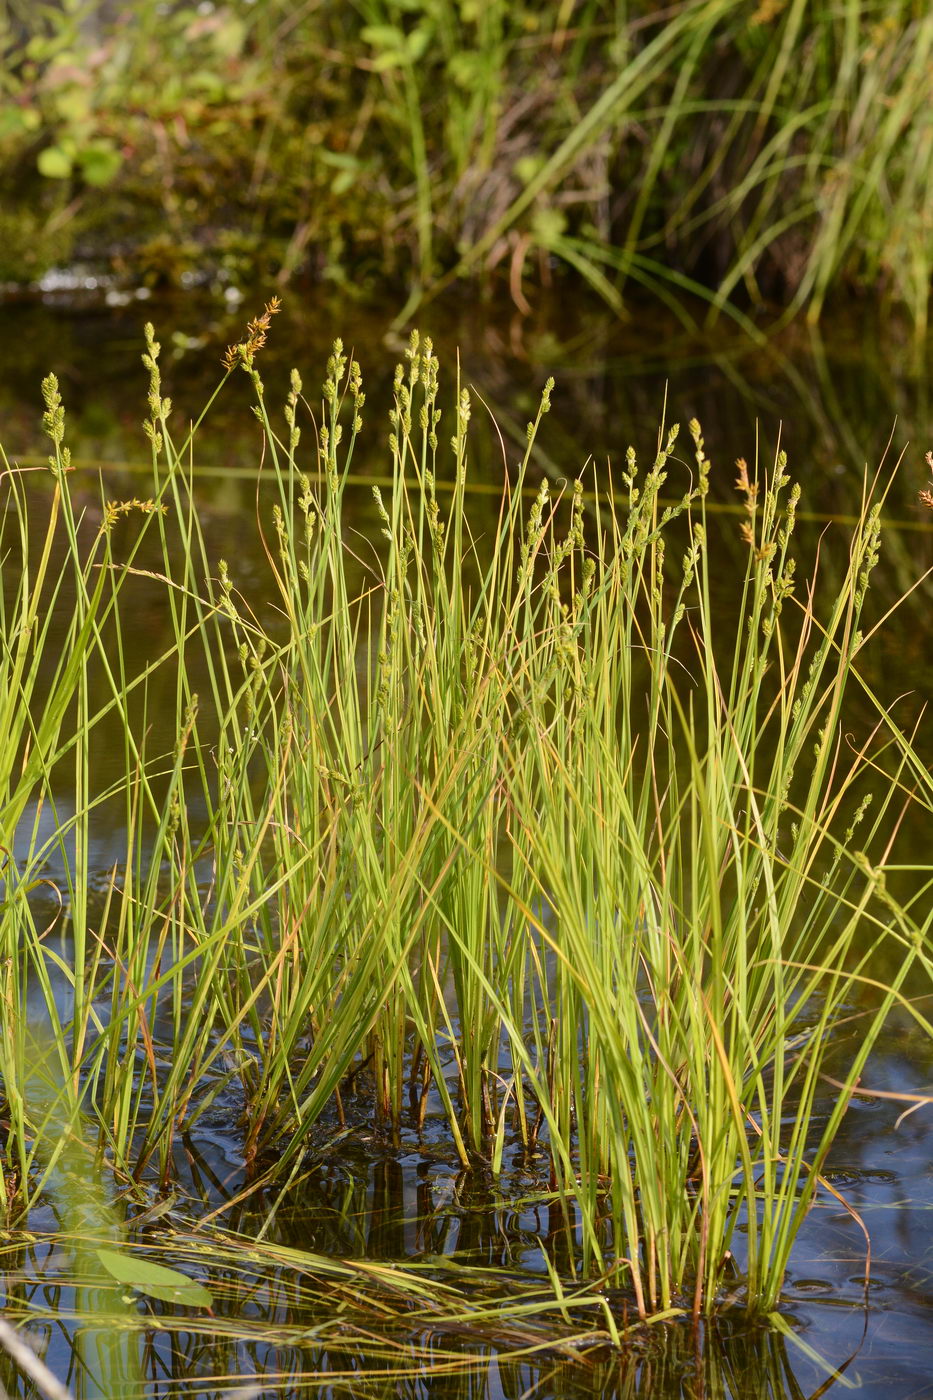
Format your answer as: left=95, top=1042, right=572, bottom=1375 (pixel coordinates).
left=0, top=318, right=930, bottom=1324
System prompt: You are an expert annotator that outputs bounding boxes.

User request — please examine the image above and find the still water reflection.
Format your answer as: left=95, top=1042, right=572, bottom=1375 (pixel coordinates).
left=5, top=1051, right=933, bottom=1400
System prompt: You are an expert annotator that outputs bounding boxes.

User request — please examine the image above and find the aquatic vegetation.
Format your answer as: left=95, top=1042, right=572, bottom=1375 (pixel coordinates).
left=0, top=320, right=930, bottom=1332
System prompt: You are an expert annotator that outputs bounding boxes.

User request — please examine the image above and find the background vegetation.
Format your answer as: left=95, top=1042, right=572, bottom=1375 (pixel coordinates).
left=1, top=0, right=931, bottom=329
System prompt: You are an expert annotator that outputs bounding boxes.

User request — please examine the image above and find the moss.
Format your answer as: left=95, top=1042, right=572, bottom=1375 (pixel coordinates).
left=0, top=194, right=75, bottom=284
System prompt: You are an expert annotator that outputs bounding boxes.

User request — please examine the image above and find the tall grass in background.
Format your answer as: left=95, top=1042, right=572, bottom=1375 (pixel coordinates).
left=407, top=0, right=933, bottom=332
left=4, top=1, right=932, bottom=330
left=0, top=318, right=930, bottom=1321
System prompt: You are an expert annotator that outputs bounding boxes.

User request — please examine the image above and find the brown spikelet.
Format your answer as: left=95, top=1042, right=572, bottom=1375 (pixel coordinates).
left=734, top=458, right=750, bottom=495
left=919, top=451, right=933, bottom=511
left=734, top=458, right=758, bottom=503
left=223, top=296, right=283, bottom=371
left=736, top=457, right=760, bottom=546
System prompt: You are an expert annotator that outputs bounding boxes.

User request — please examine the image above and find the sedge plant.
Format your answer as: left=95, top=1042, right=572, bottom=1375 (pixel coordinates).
left=0, top=323, right=928, bottom=1325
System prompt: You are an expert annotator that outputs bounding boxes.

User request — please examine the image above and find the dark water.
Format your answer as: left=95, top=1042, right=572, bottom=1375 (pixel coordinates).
left=6, top=1037, right=933, bottom=1399
left=1, top=285, right=932, bottom=1399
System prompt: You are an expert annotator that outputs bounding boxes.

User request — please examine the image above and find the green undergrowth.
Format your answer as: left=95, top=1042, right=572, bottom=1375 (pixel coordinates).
left=0, top=311, right=931, bottom=1327
left=2, top=1, right=931, bottom=331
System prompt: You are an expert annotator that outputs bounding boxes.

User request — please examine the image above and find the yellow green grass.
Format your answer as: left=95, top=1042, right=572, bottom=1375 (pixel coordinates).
left=0, top=315, right=930, bottom=1325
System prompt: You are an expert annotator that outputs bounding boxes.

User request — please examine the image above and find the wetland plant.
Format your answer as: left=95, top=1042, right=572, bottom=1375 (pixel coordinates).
left=0, top=321, right=929, bottom=1324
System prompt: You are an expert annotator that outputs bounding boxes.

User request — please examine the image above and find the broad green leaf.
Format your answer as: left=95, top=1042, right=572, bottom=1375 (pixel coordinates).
left=360, top=24, right=405, bottom=50
left=96, top=1249, right=213, bottom=1309
left=406, top=26, right=431, bottom=62
left=37, top=145, right=73, bottom=179
left=77, top=141, right=123, bottom=186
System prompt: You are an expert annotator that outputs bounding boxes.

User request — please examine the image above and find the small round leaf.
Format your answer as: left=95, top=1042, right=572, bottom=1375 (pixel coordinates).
left=38, top=146, right=73, bottom=179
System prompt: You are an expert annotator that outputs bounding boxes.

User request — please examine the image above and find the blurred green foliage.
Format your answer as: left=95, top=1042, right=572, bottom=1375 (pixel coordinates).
left=0, top=0, right=930, bottom=328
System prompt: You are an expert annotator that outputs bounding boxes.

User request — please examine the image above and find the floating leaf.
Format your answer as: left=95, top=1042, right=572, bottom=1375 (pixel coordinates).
left=96, top=1249, right=213, bottom=1308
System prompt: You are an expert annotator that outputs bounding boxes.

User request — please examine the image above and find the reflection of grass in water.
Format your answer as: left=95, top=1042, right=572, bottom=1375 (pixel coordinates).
left=17, top=1033, right=143, bottom=1400
left=0, top=316, right=930, bottom=1334
left=0, top=1211, right=862, bottom=1399
left=8, top=1039, right=219, bottom=1398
